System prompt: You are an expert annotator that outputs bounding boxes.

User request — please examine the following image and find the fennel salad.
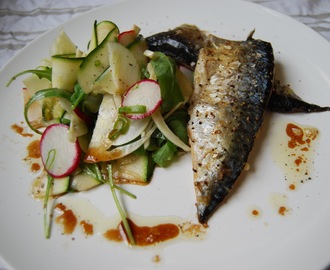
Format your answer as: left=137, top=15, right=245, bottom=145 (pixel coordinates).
left=7, top=20, right=193, bottom=243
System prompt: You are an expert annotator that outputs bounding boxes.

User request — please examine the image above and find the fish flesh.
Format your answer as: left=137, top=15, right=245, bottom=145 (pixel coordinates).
left=187, top=34, right=275, bottom=224
left=146, top=25, right=330, bottom=114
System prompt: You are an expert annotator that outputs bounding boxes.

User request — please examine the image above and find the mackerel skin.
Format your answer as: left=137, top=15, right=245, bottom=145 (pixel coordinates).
left=188, top=35, right=275, bottom=224
left=146, top=24, right=330, bottom=114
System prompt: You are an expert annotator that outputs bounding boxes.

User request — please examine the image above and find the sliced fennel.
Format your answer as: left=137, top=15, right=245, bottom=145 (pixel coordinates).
left=85, top=94, right=118, bottom=162
left=151, top=109, right=190, bottom=152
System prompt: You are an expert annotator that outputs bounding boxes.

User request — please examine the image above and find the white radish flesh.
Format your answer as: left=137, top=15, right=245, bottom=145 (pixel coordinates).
left=112, top=117, right=150, bottom=146
left=40, top=123, right=81, bottom=178
left=121, top=79, right=162, bottom=119
left=118, top=30, right=137, bottom=47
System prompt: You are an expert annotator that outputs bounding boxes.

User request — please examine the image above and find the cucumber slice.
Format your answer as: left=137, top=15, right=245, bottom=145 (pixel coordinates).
left=50, top=30, right=77, bottom=56
left=89, top=20, right=118, bottom=52
left=70, top=173, right=102, bottom=191
left=32, top=173, right=70, bottom=199
left=42, top=97, right=65, bottom=123
left=106, top=41, right=140, bottom=95
left=52, top=54, right=84, bottom=91
left=128, top=35, right=148, bottom=69
left=77, top=27, right=119, bottom=94
left=90, top=66, right=115, bottom=94
left=112, top=153, right=155, bottom=184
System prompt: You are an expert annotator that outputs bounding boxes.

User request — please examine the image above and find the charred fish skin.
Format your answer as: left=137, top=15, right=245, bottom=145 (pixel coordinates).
left=188, top=35, right=275, bottom=224
left=146, top=24, right=329, bottom=114
left=268, top=81, right=330, bottom=113
left=145, top=24, right=206, bottom=69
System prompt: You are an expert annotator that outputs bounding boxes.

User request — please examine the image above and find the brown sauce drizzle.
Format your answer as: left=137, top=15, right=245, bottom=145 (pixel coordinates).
left=11, top=123, right=33, bottom=137
left=252, top=209, right=259, bottom=216
left=26, top=140, right=41, bottom=159
left=24, top=139, right=42, bottom=172
left=104, top=219, right=180, bottom=246
left=55, top=203, right=77, bottom=234
left=80, top=220, right=94, bottom=236
left=285, top=123, right=319, bottom=175
left=278, top=206, right=288, bottom=216
left=30, top=163, right=41, bottom=172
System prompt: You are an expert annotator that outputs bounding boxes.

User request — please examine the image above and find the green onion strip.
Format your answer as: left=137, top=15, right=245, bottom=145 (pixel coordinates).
left=43, top=149, right=56, bottom=239
left=118, top=105, right=146, bottom=114
left=108, top=115, right=130, bottom=140
left=107, top=164, right=136, bottom=245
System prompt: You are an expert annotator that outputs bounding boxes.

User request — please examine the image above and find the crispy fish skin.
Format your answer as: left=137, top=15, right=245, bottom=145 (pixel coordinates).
left=145, top=24, right=206, bottom=69
left=268, top=81, right=330, bottom=113
left=188, top=35, right=275, bottom=224
left=146, top=24, right=330, bottom=114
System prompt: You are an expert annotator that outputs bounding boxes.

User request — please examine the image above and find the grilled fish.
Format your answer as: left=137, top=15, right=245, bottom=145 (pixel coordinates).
left=146, top=25, right=330, bottom=114
left=268, top=81, right=330, bottom=113
left=187, top=34, right=275, bottom=224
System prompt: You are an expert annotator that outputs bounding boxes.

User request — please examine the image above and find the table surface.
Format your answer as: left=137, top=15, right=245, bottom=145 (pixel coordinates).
left=0, top=0, right=330, bottom=269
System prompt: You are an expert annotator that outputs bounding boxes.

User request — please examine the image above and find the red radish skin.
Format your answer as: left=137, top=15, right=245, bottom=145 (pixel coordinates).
left=73, top=107, right=94, bottom=126
left=118, top=30, right=136, bottom=47
left=121, top=79, right=162, bottom=120
left=40, top=123, right=81, bottom=178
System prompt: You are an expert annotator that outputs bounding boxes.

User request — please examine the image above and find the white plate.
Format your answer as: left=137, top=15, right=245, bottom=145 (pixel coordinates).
left=1, top=0, right=330, bottom=269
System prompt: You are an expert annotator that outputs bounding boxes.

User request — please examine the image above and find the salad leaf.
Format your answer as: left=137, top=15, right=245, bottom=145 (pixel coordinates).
left=6, top=67, right=52, bottom=87
left=152, top=140, right=177, bottom=167
left=150, top=52, right=184, bottom=113
left=71, top=83, right=87, bottom=109
left=147, top=108, right=189, bottom=166
left=165, top=109, right=189, bottom=145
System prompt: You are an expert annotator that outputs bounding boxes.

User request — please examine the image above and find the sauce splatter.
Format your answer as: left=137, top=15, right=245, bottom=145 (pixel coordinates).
left=178, top=221, right=207, bottom=238
left=278, top=206, right=288, bottom=216
left=55, top=203, right=78, bottom=234
left=269, top=193, right=291, bottom=216
left=30, top=163, right=41, bottom=172
left=104, top=219, right=180, bottom=246
left=11, top=123, right=33, bottom=137
left=26, top=140, right=41, bottom=159
left=80, top=220, right=94, bottom=236
left=23, top=139, right=42, bottom=172
left=273, top=121, right=319, bottom=190
left=152, top=255, right=161, bottom=263
left=247, top=205, right=263, bottom=220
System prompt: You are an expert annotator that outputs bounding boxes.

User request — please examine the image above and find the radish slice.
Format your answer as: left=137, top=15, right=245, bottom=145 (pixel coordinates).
left=118, top=30, right=136, bottom=47
left=40, top=123, right=81, bottom=178
left=118, top=25, right=140, bottom=47
left=121, top=79, right=162, bottom=119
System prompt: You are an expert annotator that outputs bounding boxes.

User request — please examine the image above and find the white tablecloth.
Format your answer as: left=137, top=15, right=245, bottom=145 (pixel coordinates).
left=0, top=0, right=330, bottom=269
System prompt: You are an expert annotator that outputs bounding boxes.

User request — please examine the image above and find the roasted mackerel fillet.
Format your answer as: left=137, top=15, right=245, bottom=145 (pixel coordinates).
left=188, top=33, right=275, bottom=224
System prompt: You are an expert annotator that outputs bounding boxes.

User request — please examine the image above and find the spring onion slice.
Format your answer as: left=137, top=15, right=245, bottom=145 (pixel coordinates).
left=108, top=115, right=130, bottom=140
left=118, top=105, right=147, bottom=114
left=151, top=109, right=190, bottom=152
left=107, top=164, right=135, bottom=245
left=43, top=149, right=56, bottom=239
